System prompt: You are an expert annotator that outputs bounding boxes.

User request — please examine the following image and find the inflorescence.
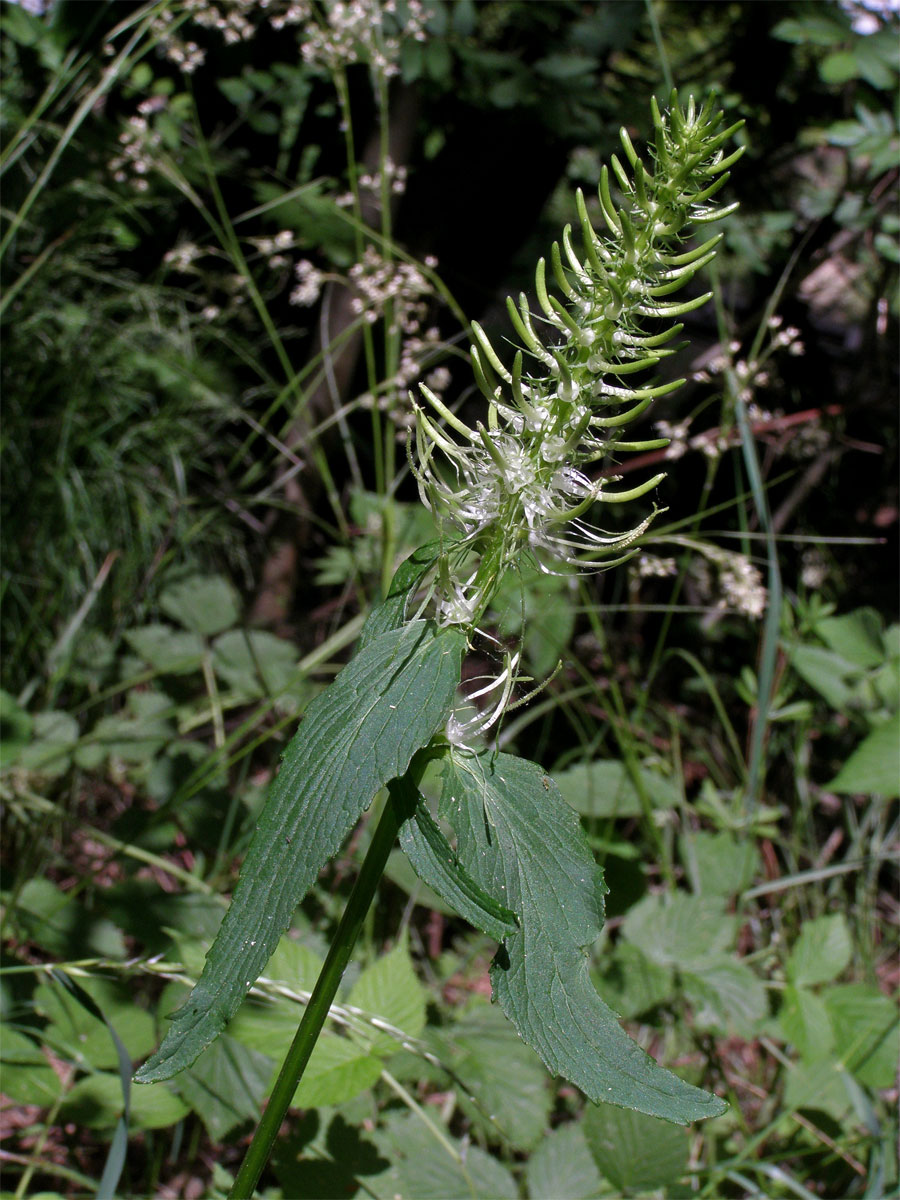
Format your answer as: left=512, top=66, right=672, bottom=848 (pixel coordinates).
left=412, top=94, right=744, bottom=738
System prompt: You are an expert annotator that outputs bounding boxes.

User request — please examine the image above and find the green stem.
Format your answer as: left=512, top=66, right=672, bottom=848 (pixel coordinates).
left=227, top=771, right=418, bottom=1199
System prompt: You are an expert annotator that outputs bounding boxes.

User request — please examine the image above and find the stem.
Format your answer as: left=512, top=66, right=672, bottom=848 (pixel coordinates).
left=227, top=772, right=419, bottom=1199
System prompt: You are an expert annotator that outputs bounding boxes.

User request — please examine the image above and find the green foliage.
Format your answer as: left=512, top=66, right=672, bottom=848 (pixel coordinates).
left=136, top=619, right=465, bottom=1083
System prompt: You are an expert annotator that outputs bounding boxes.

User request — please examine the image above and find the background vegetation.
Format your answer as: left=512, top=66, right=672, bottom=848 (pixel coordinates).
left=1, top=1, right=897, bottom=1197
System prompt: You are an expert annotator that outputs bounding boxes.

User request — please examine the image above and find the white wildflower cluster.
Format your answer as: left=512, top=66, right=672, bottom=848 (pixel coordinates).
left=682, top=541, right=767, bottom=619
left=150, top=9, right=207, bottom=73
left=348, top=247, right=431, bottom=332
left=109, top=115, right=162, bottom=192
left=636, top=553, right=678, bottom=578
left=800, top=547, right=829, bottom=590
left=186, top=0, right=261, bottom=43
left=415, top=95, right=744, bottom=644
left=359, top=157, right=409, bottom=197
left=289, top=259, right=324, bottom=307
left=298, top=0, right=429, bottom=78
left=655, top=418, right=692, bottom=460
left=265, top=1, right=312, bottom=31
left=716, top=551, right=767, bottom=618
left=250, top=230, right=296, bottom=270
left=164, top=242, right=204, bottom=272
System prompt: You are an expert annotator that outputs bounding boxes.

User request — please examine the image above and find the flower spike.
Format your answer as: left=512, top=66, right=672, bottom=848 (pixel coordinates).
left=412, top=94, right=742, bottom=736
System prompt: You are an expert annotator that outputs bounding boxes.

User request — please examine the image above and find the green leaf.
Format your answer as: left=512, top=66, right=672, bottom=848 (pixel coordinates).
left=622, top=892, right=737, bottom=971
left=825, top=984, right=899, bottom=1088
left=11, top=878, right=125, bottom=960
left=175, top=1035, right=273, bottom=1140
left=356, top=543, right=442, bottom=651
left=158, top=574, right=241, bottom=636
left=346, top=941, right=426, bottom=1055
left=135, top=620, right=464, bottom=1083
left=124, top=625, right=205, bottom=674
left=786, top=913, right=853, bottom=987
left=826, top=715, right=900, bottom=798
left=597, top=942, right=674, bottom=1020
left=434, top=1001, right=552, bottom=1152
left=554, top=759, right=642, bottom=818
left=0, top=1028, right=64, bottom=1104
left=0, top=689, right=32, bottom=764
left=35, top=975, right=155, bottom=1070
left=526, top=1121, right=605, bottom=1199
left=680, top=830, right=759, bottom=897
left=772, top=15, right=848, bottom=45
left=791, top=645, right=857, bottom=710
left=399, top=801, right=519, bottom=942
left=371, top=1110, right=518, bottom=1200
left=581, top=1104, right=689, bottom=1192
left=783, top=1059, right=854, bottom=1121
left=442, top=748, right=726, bottom=1124
left=17, top=710, right=79, bottom=778
left=61, top=1072, right=189, bottom=1131
left=292, top=1034, right=383, bottom=1107
left=779, top=985, right=834, bottom=1062
left=555, top=759, right=679, bottom=819
left=820, top=50, right=862, bottom=84
left=815, top=609, right=885, bottom=669
left=212, top=629, right=307, bottom=704
left=682, top=958, right=768, bottom=1039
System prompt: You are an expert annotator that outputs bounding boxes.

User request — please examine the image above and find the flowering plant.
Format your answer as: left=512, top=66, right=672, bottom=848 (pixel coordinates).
left=135, top=93, right=743, bottom=1198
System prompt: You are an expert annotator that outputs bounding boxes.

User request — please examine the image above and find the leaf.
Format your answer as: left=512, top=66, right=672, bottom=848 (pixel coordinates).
left=786, top=913, right=853, bottom=987
left=820, top=50, right=862, bottom=85
left=346, top=941, right=426, bottom=1055
left=554, top=759, right=642, bottom=818
left=124, top=624, right=205, bottom=675
left=825, top=984, right=899, bottom=1088
left=61, top=1072, right=190, bottom=1131
left=399, top=800, right=519, bottom=942
left=826, top=715, right=900, bottom=798
left=442, top=748, right=726, bottom=1124
left=11, top=878, right=125, bottom=960
left=783, top=1059, right=854, bottom=1121
left=175, top=1035, right=273, bottom=1140
left=525, top=1121, right=605, bottom=1199
left=34, top=975, right=155, bottom=1070
left=816, top=609, right=885, bottom=670
left=0, top=1028, right=64, bottom=1104
left=211, top=629, right=306, bottom=705
left=772, top=15, right=848, bottom=45
left=158, top=574, right=241, bottom=636
left=0, top=689, right=32, bottom=764
left=791, top=645, right=857, bottom=710
left=682, top=958, right=768, bottom=1039
left=17, top=710, right=79, bottom=778
left=622, top=892, right=737, bottom=971
left=555, top=759, right=680, bottom=819
left=680, top=830, right=759, bottom=897
left=581, top=1104, right=689, bottom=1192
left=779, top=985, right=834, bottom=1062
left=292, top=1034, right=383, bottom=1108
left=356, top=542, right=442, bottom=651
left=433, top=1001, right=552, bottom=1152
left=597, top=942, right=674, bottom=1020
left=135, top=620, right=464, bottom=1083
left=371, top=1110, right=518, bottom=1200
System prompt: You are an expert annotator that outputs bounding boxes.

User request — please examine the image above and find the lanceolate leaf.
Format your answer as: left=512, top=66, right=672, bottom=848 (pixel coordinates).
left=136, top=619, right=464, bottom=1084
left=356, top=542, right=443, bottom=651
left=398, top=798, right=519, bottom=943
left=441, top=748, right=727, bottom=1125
